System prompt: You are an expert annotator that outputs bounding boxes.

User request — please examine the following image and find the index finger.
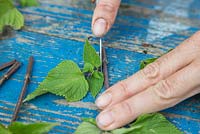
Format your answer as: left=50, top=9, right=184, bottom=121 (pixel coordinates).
left=92, top=0, right=121, bottom=37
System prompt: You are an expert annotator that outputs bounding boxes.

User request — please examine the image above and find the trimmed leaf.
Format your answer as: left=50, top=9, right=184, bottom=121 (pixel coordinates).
left=19, top=0, right=39, bottom=7
left=0, top=124, right=12, bottom=134
left=0, top=0, right=24, bottom=32
left=24, top=60, right=89, bottom=102
left=140, top=58, right=157, bottom=69
left=8, top=122, right=58, bottom=134
left=84, top=39, right=101, bottom=68
left=82, top=62, right=94, bottom=73
left=87, top=71, right=104, bottom=97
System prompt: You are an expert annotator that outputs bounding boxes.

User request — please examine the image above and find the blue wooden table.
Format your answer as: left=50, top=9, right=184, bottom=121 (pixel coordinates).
left=0, top=0, right=199, bottom=133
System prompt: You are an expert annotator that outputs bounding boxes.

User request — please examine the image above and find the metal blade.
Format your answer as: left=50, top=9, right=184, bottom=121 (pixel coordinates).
left=99, top=38, right=103, bottom=72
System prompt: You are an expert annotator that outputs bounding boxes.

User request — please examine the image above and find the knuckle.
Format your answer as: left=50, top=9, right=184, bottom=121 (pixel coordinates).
left=153, top=80, right=174, bottom=100
left=120, top=101, right=134, bottom=116
left=98, top=1, right=117, bottom=13
left=151, top=80, right=177, bottom=108
left=142, top=62, right=160, bottom=83
left=118, top=80, right=131, bottom=97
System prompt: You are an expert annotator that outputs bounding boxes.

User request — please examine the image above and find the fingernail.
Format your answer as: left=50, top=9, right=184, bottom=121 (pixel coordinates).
left=96, top=93, right=112, bottom=108
left=97, top=110, right=114, bottom=127
left=93, top=18, right=107, bottom=37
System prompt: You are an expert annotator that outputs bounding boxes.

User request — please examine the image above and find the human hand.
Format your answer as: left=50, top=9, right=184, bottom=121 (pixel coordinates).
left=95, top=31, right=200, bottom=130
left=92, top=0, right=121, bottom=37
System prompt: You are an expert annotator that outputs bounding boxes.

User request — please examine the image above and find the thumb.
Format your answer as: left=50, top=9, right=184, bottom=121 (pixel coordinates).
left=92, top=0, right=121, bottom=37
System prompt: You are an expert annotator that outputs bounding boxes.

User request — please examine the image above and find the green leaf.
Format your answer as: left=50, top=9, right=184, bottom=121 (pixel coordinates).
left=0, top=0, right=24, bottom=32
left=76, top=118, right=113, bottom=134
left=76, top=114, right=182, bottom=134
left=84, top=39, right=101, bottom=68
left=111, top=126, right=141, bottom=134
left=82, top=118, right=97, bottom=125
left=140, top=49, right=173, bottom=70
left=129, top=113, right=182, bottom=134
left=0, top=124, right=12, bottom=134
left=82, top=63, right=94, bottom=73
left=74, top=122, right=102, bottom=134
left=19, top=0, right=39, bottom=7
left=24, top=60, right=89, bottom=102
left=87, top=71, right=104, bottom=97
left=140, top=58, right=157, bottom=69
left=8, top=122, right=58, bottom=134
left=23, top=89, right=48, bottom=103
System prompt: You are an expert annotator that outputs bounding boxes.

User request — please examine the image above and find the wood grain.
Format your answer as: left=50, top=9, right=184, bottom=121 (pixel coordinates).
left=0, top=0, right=199, bottom=133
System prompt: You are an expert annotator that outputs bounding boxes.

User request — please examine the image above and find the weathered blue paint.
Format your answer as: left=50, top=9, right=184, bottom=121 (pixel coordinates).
left=0, top=0, right=199, bottom=134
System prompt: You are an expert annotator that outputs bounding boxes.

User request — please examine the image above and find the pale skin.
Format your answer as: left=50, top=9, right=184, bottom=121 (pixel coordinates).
left=91, top=0, right=200, bottom=131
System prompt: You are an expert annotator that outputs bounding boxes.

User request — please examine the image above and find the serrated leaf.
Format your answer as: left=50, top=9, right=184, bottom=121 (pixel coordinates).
left=0, top=124, right=12, bottom=134
left=23, top=89, right=48, bottom=102
left=8, top=122, right=58, bottom=134
left=84, top=39, right=101, bottom=68
left=87, top=71, right=104, bottom=97
left=128, top=113, right=182, bottom=134
left=24, top=60, right=89, bottom=102
left=76, top=113, right=182, bottom=134
left=0, top=0, right=24, bottom=32
left=19, top=0, right=39, bottom=7
left=140, top=58, right=157, bottom=69
left=82, top=63, right=94, bottom=73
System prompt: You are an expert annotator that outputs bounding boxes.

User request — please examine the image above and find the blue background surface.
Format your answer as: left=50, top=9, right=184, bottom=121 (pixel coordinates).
left=0, top=0, right=199, bottom=133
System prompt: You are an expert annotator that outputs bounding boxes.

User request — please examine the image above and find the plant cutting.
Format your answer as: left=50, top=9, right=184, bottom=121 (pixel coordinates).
left=24, top=39, right=104, bottom=102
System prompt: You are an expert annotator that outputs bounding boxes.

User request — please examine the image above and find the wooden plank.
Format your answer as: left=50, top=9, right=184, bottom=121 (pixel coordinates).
left=0, top=31, right=199, bottom=133
left=17, top=0, right=200, bottom=56
left=0, top=0, right=199, bottom=133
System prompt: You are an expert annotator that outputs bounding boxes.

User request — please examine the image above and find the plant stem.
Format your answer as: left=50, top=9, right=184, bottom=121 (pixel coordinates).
left=102, top=47, right=109, bottom=89
left=0, top=61, right=21, bottom=86
left=0, top=59, right=16, bottom=71
left=11, top=56, right=34, bottom=122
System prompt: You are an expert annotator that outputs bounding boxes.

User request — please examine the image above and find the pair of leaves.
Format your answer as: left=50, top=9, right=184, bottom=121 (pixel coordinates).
left=75, top=113, right=182, bottom=134
left=83, top=39, right=101, bottom=68
left=0, top=122, right=58, bottom=134
left=24, top=39, right=104, bottom=102
left=0, top=0, right=24, bottom=32
left=83, top=39, right=104, bottom=97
